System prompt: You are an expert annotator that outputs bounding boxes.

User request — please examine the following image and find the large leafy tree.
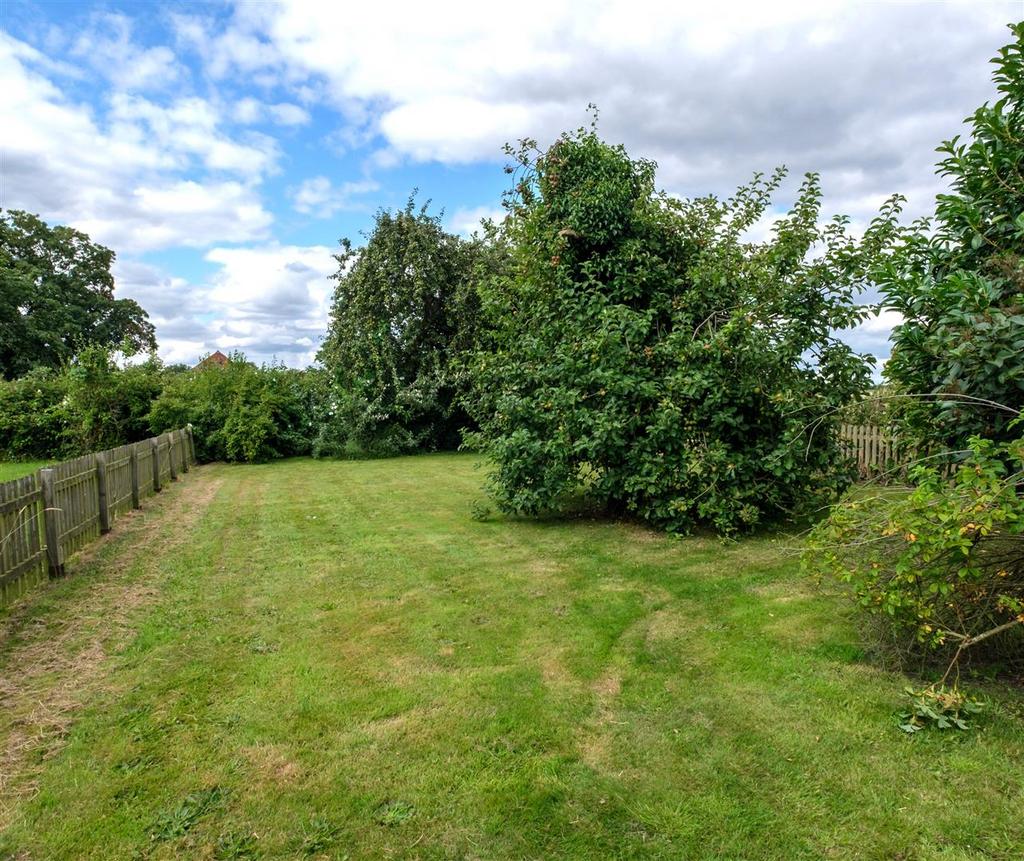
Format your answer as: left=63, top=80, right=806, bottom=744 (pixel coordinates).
left=466, top=127, right=899, bottom=534
left=317, top=197, right=489, bottom=456
left=880, top=22, right=1024, bottom=447
left=0, top=209, right=156, bottom=379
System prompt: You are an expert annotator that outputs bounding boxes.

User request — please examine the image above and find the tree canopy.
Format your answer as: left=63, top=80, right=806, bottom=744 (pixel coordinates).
left=465, top=126, right=901, bottom=534
left=316, top=197, right=491, bottom=456
left=0, top=209, right=156, bottom=379
left=879, top=22, right=1024, bottom=447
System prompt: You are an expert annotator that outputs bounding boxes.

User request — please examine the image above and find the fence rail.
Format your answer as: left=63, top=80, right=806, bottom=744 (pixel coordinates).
left=0, top=428, right=196, bottom=606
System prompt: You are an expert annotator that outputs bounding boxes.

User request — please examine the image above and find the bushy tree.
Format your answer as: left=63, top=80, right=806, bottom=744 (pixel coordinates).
left=466, top=126, right=899, bottom=534
left=879, top=23, right=1024, bottom=448
left=316, top=197, right=487, bottom=457
left=149, top=355, right=320, bottom=463
left=0, top=210, right=156, bottom=379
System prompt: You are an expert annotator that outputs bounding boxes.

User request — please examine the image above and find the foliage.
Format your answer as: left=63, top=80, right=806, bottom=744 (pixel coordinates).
left=0, top=367, right=71, bottom=460
left=879, top=23, right=1024, bottom=449
left=0, top=346, right=165, bottom=460
left=149, top=786, right=225, bottom=843
left=61, top=345, right=165, bottom=452
left=838, top=384, right=901, bottom=426
left=465, top=124, right=899, bottom=534
left=806, top=432, right=1024, bottom=673
left=0, top=209, right=156, bottom=380
left=897, top=685, right=983, bottom=733
left=148, top=355, right=320, bottom=463
left=317, top=197, right=490, bottom=457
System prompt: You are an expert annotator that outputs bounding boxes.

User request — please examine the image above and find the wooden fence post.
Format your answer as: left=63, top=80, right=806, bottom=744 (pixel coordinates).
left=95, top=452, right=111, bottom=533
left=152, top=438, right=162, bottom=492
left=39, top=468, right=65, bottom=578
left=187, top=426, right=196, bottom=465
left=180, top=430, right=190, bottom=474
left=129, top=444, right=141, bottom=509
left=167, top=433, right=178, bottom=482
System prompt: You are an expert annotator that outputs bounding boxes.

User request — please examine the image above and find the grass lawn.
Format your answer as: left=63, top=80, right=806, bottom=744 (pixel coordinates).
left=0, top=461, right=48, bottom=482
left=1, top=455, right=1021, bottom=860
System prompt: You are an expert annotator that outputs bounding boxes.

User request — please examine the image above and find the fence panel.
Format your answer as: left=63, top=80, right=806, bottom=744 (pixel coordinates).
left=105, top=443, right=136, bottom=522
left=51, top=453, right=100, bottom=558
left=0, top=474, right=46, bottom=604
left=136, top=441, right=155, bottom=498
left=0, top=426, right=198, bottom=608
left=840, top=423, right=909, bottom=480
left=158, top=434, right=173, bottom=486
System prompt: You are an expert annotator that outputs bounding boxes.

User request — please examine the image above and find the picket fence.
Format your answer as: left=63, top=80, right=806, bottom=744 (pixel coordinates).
left=839, top=423, right=917, bottom=480
left=0, top=428, right=195, bottom=606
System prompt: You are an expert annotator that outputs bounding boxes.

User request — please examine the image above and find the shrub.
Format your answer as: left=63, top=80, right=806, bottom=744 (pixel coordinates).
left=805, top=432, right=1024, bottom=675
left=0, top=367, right=72, bottom=460
left=61, top=345, right=165, bottom=452
left=149, top=356, right=319, bottom=463
left=0, top=346, right=165, bottom=460
left=465, top=124, right=899, bottom=534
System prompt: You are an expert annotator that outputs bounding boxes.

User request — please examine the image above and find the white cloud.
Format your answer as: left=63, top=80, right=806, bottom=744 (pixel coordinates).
left=267, top=102, right=310, bottom=125
left=116, top=245, right=338, bottom=367
left=203, top=244, right=338, bottom=366
left=70, top=12, right=182, bottom=92
left=232, top=96, right=310, bottom=126
left=290, top=176, right=378, bottom=217
left=447, top=205, right=506, bottom=237
left=219, top=0, right=1013, bottom=227
left=0, top=32, right=275, bottom=253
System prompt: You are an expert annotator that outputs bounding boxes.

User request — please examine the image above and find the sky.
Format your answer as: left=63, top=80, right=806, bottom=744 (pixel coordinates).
left=0, top=0, right=1018, bottom=368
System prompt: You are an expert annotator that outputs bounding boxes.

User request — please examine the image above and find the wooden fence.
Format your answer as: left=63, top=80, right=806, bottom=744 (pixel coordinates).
left=0, top=428, right=196, bottom=606
left=839, top=423, right=913, bottom=480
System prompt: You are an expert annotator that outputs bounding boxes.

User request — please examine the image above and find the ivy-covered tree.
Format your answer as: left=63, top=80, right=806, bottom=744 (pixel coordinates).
left=0, top=210, right=157, bottom=379
left=466, top=126, right=900, bottom=534
left=316, top=197, right=488, bottom=456
left=879, top=22, right=1024, bottom=448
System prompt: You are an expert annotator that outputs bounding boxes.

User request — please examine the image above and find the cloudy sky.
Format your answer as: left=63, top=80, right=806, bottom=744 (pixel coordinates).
left=1, top=1, right=1018, bottom=367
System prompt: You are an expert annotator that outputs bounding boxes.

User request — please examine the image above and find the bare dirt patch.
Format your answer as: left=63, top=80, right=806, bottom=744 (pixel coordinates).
left=242, top=743, right=303, bottom=786
left=578, top=665, right=625, bottom=770
left=0, top=470, right=223, bottom=824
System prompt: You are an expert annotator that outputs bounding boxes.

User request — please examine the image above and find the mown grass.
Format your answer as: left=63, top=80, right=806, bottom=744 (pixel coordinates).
left=0, top=454, right=1021, bottom=860
left=0, top=461, right=48, bottom=482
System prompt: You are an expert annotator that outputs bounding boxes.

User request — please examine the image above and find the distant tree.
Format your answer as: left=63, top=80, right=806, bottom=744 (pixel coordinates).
left=316, top=196, right=489, bottom=456
left=0, top=209, right=156, bottom=379
left=879, top=22, right=1024, bottom=448
left=149, top=354, right=320, bottom=463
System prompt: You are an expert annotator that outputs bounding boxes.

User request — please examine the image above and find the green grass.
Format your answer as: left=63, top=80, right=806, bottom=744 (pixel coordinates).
left=1, top=454, right=1021, bottom=860
left=0, top=460, right=48, bottom=482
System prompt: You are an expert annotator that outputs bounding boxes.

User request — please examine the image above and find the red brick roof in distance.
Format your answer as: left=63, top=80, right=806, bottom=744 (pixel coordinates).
left=194, top=350, right=229, bottom=370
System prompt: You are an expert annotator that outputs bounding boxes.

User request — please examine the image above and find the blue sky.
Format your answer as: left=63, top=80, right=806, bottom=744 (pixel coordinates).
left=1, top=0, right=1018, bottom=366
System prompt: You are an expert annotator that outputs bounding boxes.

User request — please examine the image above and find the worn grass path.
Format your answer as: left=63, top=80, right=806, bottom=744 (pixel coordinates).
left=0, top=455, right=1022, bottom=860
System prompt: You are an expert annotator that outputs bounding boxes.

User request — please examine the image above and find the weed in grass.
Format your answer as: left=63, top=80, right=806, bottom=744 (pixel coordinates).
left=247, top=634, right=278, bottom=654
left=149, top=786, right=225, bottom=842
left=114, top=753, right=160, bottom=775
left=373, top=799, right=416, bottom=827
left=296, top=814, right=342, bottom=856
left=214, top=828, right=260, bottom=860
left=897, top=685, right=984, bottom=733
